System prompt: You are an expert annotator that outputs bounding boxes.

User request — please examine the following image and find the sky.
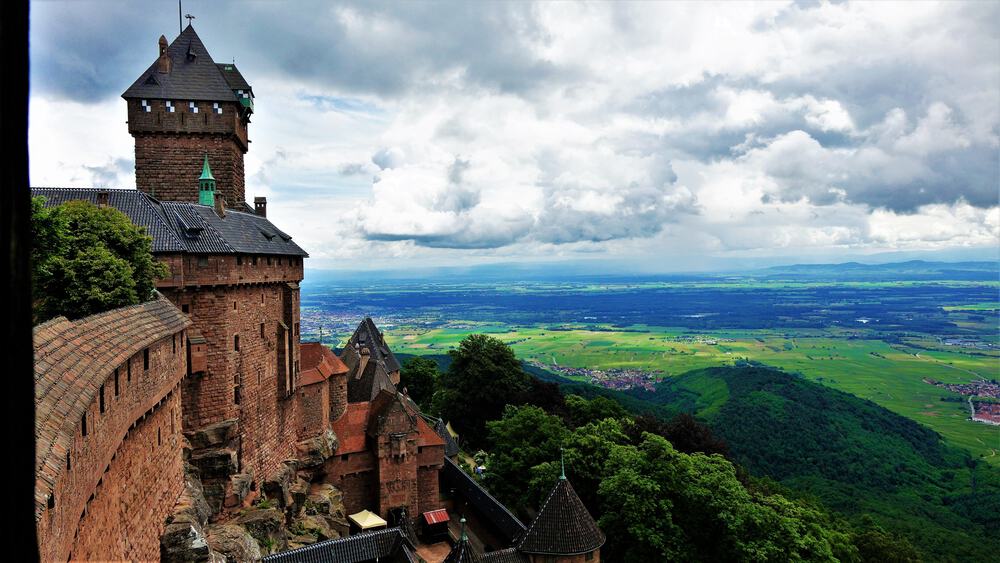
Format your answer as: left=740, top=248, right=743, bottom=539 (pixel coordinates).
left=28, top=1, right=1000, bottom=272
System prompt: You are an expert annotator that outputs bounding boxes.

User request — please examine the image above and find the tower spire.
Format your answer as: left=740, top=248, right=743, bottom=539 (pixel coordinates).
left=560, top=447, right=566, bottom=480
left=198, top=154, right=216, bottom=205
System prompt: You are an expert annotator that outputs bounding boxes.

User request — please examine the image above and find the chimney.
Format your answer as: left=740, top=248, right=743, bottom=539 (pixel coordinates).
left=214, top=192, right=226, bottom=218
left=254, top=196, right=267, bottom=217
left=96, top=190, right=110, bottom=207
left=157, top=35, right=172, bottom=73
left=356, top=347, right=370, bottom=380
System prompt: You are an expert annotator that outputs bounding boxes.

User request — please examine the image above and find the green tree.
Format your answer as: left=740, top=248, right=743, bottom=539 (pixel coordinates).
left=565, top=394, right=629, bottom=428
left=399, top=356, right=439, bottom=408
left=435, top=334, right=532, bottom=445
left=485, top=405, right=569, bottom=511
left=31, top=197, right=167, bottom=323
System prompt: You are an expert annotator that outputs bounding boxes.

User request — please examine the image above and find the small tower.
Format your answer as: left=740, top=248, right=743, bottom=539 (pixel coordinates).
left=516, top=457, right=606, bottom=562
left=444, top=518, right=483, bottom=563
left=198, top=154, right=216, bottom=206
left=123, top=24, right=254, bottom=206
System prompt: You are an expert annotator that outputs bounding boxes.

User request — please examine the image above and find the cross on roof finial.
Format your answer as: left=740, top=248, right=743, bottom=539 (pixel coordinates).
left=560, top=447, right=566, bottom=480
left=185, top=13, right=196, bottom=26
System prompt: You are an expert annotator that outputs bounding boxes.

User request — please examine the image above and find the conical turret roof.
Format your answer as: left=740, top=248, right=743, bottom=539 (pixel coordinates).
left=444, top=518, right=483, bottom=563
left=516, top=477, right=605, bottom=555
left=199, top=154, right=215, bottom=181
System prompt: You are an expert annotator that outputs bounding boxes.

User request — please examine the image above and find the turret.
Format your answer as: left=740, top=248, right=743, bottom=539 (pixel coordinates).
left=198, top=154, right=216, bottom=206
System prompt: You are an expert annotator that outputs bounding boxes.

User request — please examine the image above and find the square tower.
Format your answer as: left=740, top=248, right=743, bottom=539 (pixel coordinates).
left=122, top=25, right=254, bottom=206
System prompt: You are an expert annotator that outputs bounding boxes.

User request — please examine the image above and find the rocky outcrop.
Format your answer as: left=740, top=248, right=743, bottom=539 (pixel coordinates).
left=294, top=429, right=339, bottom=468
left=186, top=419, right=239, bottom=450
left=235, top=507, right=287, bottom=555
left=161, top=464, right=225, bottom=563
left=205, top=524, right=263, bottom=563
left=224, top=472, right=254, bottom=509
left=262, top=460, right=297, bottom=508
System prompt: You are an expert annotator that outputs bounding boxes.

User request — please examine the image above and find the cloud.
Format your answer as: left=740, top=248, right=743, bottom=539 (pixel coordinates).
left=28, top=1, right=1000, bottom=267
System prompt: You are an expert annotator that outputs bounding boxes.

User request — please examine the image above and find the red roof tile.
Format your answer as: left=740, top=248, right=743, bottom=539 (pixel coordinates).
left=33, top=295, right=190, bottom=518
left=300, top=341, right=348, bottom=386
left=331, top=402, right=370, bottom=454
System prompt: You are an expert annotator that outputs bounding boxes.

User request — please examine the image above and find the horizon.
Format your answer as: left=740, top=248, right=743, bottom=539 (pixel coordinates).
left=28, top=0, right=1000, bottom=272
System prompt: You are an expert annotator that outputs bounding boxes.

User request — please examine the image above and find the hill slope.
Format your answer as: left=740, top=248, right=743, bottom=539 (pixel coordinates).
left=633, top=366, right=999, bottom=561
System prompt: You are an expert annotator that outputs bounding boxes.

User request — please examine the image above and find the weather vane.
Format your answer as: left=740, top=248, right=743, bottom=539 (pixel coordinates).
left=185, top=13, right=196, bottom=26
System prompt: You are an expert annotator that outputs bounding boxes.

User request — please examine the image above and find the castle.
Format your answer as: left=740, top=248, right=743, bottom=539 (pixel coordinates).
left=32, top=25, right=603, bottom=563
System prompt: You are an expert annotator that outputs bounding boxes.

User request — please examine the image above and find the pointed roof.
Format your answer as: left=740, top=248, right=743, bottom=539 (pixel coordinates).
left=123, top=25, right=241, bottom=101
left=516, top=478, right=605, bottom=555
left=199, top=154, right=215, bottom=181
left=341, top=317, right=402, bottom=402
left=354, top=317, right=401, bottom=372
left=444, top=518, right=483, bottom=563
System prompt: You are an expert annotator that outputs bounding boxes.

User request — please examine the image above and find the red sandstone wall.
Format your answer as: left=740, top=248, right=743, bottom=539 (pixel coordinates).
left=70, top=391, right=184, bottom=561
left=156, top=254, right=304, bottom=290
left=164, top=275, right=301, bottom=485
left=36, top=331, right=187, bottom=562
left=128, top=98, right=248, bottom=205
left=417, top=467, right=443, bottom=514
left=134, top=134, right=246, bottom=206
left=329, top=373, right=347, bottom=423
left=296, top=383, right=329, bottom=439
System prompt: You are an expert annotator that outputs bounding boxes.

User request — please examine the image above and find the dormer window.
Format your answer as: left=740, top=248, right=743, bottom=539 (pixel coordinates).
left=213, top=102, right=222, bottom=115
left=141, top=99, right=151, bottom=113
left=165, top=101, right=175, bottom=113
left=189, top=101, right=199, bottom=114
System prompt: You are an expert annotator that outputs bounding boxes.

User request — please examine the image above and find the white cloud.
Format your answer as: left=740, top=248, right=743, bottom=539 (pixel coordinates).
left=27, top=1, right=1000, bottom=269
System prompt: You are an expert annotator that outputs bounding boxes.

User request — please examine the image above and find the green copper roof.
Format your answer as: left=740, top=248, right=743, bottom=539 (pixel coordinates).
left=199, top=154, right=215, bottom=181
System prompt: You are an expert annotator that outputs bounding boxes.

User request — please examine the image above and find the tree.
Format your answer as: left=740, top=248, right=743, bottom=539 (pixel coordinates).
left=565, top=394, right=629, bottom=428
left=399, top=356, right=439, bottom=408
left=435, top=334, right=532, bottom=445
left=628, top=412, right=730, bottom=457
left=485, top=405, right=569, bottom=511
left=31, top=197, right=167, bottom=323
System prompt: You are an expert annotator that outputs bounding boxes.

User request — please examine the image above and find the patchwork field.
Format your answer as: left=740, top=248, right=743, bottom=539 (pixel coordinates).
left=301, top=265, right=1000, bottom=465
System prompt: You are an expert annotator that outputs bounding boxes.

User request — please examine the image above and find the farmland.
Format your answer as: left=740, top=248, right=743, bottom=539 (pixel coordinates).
left=300, top=262, right=1000, bottom=464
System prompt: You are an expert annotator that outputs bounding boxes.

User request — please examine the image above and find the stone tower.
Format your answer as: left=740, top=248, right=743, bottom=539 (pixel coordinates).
left=122, top=25, right=254, bottom=206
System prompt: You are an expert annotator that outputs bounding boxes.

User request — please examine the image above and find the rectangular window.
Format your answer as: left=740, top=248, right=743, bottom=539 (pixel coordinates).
left=182, top=304, right=190, bottom=314
left=66, top=452, right=71, bottom=471
left=173, top=334, right=177, bottom=354
left=127, top=359, right=131, bottom=382
left=341, top=454, right=349, bottom=462
left=165, top=100, right=175, bottom=113
left=213, top=102, right=222, bottom=114
left=294, top=322, right=299, bottom=337
left=237, top=255, right=243, bottom=265
left=260, top=323, right=265, bottom=338
left=197, top=256, right=208, bottom=267
left=143, top=348, right=150, bottom=370
left=157, top=428, right=162, bottom=446
left=99, top=384, right=105, bottom=413
left=234, top=385, right=241, bottom=405
left=234, top=335, right=240, bottom=351
left=233, top=301, right=237, bottom=310
left=81, top=413, right=88, bottom=437
left=140, top=99, right=151, bottom=113
left=114, top=369, right=119, bottom=397
left=189, top=101, right=199, bottom=113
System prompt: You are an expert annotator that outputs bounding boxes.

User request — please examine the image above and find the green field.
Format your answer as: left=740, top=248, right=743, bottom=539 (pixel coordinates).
left=378, top=323, right=1000, bottom=464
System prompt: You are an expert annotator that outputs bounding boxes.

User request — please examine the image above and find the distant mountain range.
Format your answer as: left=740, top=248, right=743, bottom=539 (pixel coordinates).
left=755, top=260, right=999, bottom=281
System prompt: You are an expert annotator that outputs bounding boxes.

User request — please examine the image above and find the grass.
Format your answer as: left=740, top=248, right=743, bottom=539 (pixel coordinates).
left=384, top=323, right=1000, bottom=465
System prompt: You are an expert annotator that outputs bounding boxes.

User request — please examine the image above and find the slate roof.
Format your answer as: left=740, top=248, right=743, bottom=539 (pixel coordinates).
left=482, top=548, right=530, bottom=563
left=353, top=318, right=401, bottom=373
left=444, top=536, right=483, bottom=563
left=441, top=458, right=526, bottom=543
left=434, top=417, right=461, bottom=457
left=217, top=62, right=252, bottom=93
left=123, top=25, right=241, bottom=102
left=516, top=478, right=605, bottom=555
left=31, top=187, right=307, bottom=257
left=300, top=342, right=348, bottom=386
left=261, top=527, right=415, bottom=563
left=33, top=294, right=190, bottom=519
